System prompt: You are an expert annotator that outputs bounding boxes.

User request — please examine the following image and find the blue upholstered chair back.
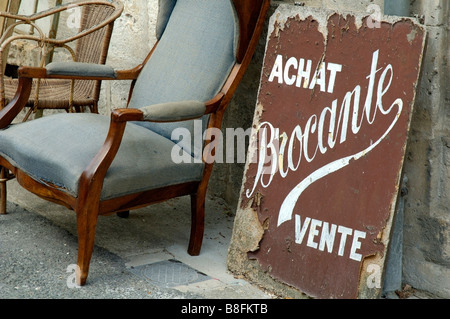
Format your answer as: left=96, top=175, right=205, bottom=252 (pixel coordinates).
left=128, top=0, right=238, bottom=156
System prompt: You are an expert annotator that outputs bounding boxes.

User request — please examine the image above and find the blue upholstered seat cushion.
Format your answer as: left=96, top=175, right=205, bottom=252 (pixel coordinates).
left=0, top=113, right=204, bottom=200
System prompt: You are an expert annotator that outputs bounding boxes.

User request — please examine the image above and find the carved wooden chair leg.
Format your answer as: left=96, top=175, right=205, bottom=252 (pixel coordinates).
left=0, top=167, right=7, bottom=215
left=188, top=192, right=205, bottom=256
left=75, top=207, right=99, bottom=286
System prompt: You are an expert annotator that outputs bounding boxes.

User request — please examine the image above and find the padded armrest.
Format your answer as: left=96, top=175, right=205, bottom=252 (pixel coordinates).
left=140, top=101, right=206, bottom=122
left=46, top=62, right=117, bottom=78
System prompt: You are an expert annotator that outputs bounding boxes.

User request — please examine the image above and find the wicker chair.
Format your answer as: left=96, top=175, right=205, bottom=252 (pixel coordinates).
left=0, top=0, right=21, bottom=73
left=0, top=0, right=270, bottom=286
left=0, top=0, right=123, bottom=118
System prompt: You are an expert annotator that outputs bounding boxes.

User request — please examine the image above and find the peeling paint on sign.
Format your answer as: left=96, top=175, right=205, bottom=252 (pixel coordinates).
left=228, top=5, right=426, bottom=299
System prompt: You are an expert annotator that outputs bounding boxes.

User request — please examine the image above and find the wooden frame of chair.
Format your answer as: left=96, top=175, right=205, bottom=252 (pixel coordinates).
left=0, top=0, right=270, bottom=286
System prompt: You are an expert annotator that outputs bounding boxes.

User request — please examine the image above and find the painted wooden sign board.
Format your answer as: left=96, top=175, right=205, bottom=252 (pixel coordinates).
left=229, top=5, right=426, bottom=299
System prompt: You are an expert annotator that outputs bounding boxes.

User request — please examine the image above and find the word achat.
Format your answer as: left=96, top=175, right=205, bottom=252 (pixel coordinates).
left=268, top=55, right=343, bottom=93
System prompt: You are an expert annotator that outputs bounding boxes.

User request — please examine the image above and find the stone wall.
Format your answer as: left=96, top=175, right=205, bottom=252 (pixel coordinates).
left=401, top=0, right=450, bottom=298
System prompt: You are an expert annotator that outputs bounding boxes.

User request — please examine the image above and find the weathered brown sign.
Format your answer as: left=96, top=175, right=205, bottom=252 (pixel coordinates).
left=229, top=6, right=426, bottom=298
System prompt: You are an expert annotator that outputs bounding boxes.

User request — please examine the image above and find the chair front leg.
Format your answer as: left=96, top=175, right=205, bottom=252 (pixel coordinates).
left=188, top=192, right=205, bottom=256
left=75, top=204, right=99, bottom=286
left=0, top=166, right=7, bottom=214
left=74, top=108, right=143, bottom=285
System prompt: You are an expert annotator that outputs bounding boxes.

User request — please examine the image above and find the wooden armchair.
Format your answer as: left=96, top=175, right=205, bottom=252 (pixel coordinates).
left=0, top=0, right=270, bottom=286
left=0, top=0, right=123, bottom=117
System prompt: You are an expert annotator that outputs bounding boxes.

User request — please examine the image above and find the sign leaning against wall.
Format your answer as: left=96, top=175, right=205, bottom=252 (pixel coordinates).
left=228, top=5, right=426, bottom=299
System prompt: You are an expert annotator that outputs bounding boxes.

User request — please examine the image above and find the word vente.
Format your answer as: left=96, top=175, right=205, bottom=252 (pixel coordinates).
left=295, top=214, right=366, bottom=262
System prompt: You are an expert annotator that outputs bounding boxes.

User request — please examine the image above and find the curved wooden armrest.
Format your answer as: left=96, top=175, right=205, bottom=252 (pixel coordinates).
left=127, top=93, right=225, bottom=123
left=77, top=93, right=224, bottom=203
left=78, top=107, right=143, bottom=203
left=0, top=77, right=32, bottom=128
left=18, top=64, right=141, bottom=81
left=205, top=93, right=225, bottom=115
left=140, top=101, right=206, bottom=123
left=0, top=66, right=224, bottom=129
left=111, top=108, right=144, bottom=122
